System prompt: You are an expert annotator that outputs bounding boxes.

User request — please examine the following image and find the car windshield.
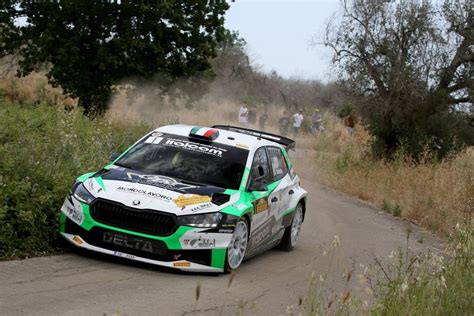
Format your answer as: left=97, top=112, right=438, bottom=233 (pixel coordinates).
left=115, top=133, right=249, bottom=190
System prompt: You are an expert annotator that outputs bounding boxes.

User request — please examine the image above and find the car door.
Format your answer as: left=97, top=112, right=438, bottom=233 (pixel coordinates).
left=246, top=147, right=275, bottom=250
left=266, top=146, right=292, bottom=227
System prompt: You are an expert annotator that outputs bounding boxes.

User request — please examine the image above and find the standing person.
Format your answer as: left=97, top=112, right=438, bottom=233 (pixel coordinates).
left=248, top=106, right=257, bottom=127
left=311, top=108, right=322, bottom=135
left=238, top=102, right=249, bottom=126
left=292, top=109, right=304, bottom=137
left=259, top=110, right=268, bottom=131
left=278, top=111, right=290, bottom=136
left=344, top=110, right=356, bottom=136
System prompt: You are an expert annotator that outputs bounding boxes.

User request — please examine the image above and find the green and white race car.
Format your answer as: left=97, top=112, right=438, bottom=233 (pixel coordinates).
left=60, top=124, right=308, bottom=273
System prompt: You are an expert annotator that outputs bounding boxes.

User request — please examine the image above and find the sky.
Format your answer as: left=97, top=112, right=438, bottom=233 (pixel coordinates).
left=224, top=0, right=341, bottom=81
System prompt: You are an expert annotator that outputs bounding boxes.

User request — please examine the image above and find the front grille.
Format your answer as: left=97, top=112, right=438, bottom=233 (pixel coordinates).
left=90, top=199, right=177, bottom=236
left=64, top=218, right=212, bottom=265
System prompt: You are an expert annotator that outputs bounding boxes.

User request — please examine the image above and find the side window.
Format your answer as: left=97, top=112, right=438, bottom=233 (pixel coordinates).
left=250, top=147, right=272, bottom=185
left=267, top=147, right=288, bottom=181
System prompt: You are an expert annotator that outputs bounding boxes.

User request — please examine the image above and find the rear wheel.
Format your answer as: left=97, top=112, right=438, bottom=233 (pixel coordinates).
left=224, top=218, right=249, bottom=273
left=280, top=202, right=303, bottom=251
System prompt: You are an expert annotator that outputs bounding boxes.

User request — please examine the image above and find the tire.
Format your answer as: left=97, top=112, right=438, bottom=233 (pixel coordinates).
left=279, top=202, right=304, bottom=251
left=224, top=217, right=249, bottom=273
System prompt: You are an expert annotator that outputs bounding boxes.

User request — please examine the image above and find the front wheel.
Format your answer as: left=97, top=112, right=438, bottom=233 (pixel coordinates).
left=279, top=202, right=303, bottom=251
left=224, top=218, right=249, bottom=273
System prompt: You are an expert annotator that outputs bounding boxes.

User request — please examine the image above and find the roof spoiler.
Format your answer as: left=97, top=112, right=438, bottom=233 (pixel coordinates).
left=212, top=125, right=296, bottom=151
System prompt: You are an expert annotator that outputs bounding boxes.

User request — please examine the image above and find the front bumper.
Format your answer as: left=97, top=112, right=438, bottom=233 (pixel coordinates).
left=60, top=202, right=233, bottom=273
left=61, top=231, right=223, bottom=273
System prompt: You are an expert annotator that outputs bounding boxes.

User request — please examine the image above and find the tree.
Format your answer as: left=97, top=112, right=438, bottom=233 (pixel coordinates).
left=323, top=0, right=473, bottom=159
left=1, top=0, right=229, bottom=116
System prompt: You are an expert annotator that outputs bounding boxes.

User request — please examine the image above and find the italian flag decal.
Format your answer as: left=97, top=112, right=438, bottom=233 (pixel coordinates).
left=189, top=127, right=220, bottom=140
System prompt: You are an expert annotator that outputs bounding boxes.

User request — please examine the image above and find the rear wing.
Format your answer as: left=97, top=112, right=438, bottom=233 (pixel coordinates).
left=212, top=125, right=296, bottom=151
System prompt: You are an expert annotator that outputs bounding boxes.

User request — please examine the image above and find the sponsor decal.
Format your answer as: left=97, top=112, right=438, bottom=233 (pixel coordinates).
left=235, top=143, right=249, bottom=149
left=236, top=203, right=247, bottom=211
left=182, top=237, right=216, bottom=248
left=173, top=261, right=191, bottom=268
left=188, top=202, right=213, bottom=213
left=218, top=228, right=234, bottom=233
left=65, top=205, right=84, bottom=225
left=145, top=136, right=164, bottom=144
left=116, top=186, right=172, bottom=202
left=72, top=235, right=84, bottom=245
left=103, top=232, right=154, bottom=253
left=221, top=223, right=236, bottom=229
left=88, top=180, right=95, bottom=192
left=126, top=173, right=197, bottom=192
left=174, top=194, right=212, bottom=208
left=164, top=138, right=226, bottom=157
left=152, top=132, right=163, bottom=137
left=250, top=218, right=274, bottom=248
left=253, top=197, right=268, bottom=214
left=113, top=251, right=136, bottom=260
left=218, top=221, right=236, bottom=233
left=173, top=254, right=182, bottom=260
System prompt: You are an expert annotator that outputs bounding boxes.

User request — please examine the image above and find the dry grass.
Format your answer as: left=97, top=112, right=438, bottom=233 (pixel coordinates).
left=0, top=69, right=76, bottom=109
left=107, top=88, right=238, bottom=127
left=307, top=116, right=473, bottom=236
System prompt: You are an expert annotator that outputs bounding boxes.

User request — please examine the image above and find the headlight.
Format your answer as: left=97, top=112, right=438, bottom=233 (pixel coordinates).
left=72, top=183, right=95, bottom=204
left=178, top=212, right=223, bottom=228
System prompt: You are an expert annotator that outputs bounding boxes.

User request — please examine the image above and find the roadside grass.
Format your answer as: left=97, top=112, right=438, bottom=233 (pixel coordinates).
left=0, top=102, right=149, bottom=258
left=370, top=221, right=473, bottom=315
left=305, top=113, right=474, bottom=236
left=297, top=222, right=473, bottom=315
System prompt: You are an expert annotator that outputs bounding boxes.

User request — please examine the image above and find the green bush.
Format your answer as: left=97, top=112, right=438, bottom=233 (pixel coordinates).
left=0, top=102, right=149, bottom=258
left=382, top=200, right=403, bottom=217
left=335, top=103, right=353, bottom=119
left=335, top=148, right=353, bottom=174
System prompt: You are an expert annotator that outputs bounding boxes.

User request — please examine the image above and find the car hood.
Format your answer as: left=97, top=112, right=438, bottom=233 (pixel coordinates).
left=81, top=166, right=239, bottom=216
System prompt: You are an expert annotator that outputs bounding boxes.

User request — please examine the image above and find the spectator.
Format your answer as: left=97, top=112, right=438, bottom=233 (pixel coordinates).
left=344, top=110, right=356, bottom=136
left=279, top=111, right=290, bottom=136
left=248, top=107, right=257, bottom=127
left=292, top=109, right=304, bottom=137
left=259, top=111, right=268, bottom=131
left=311, top=108, right=322, bottom=135
left=238, top=102, right=249, bottom=125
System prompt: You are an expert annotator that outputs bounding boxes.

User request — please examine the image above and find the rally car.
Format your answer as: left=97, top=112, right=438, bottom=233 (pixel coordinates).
left=60, top=124, right=307, bottom=273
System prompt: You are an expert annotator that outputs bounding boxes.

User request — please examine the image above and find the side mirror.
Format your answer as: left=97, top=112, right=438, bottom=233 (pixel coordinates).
left=109, top=152, right=120, bottom=161
left=248, top=176, right=267, bottom=192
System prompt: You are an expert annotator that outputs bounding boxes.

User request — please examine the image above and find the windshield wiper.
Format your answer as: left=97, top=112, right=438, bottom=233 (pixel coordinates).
left=113, top=162, right=135, bottom=170
left=173, top=175, right=208, bottom=186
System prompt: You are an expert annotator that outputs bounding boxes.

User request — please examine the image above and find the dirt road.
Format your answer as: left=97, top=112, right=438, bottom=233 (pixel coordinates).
left=0, top=155, right=443, bottom=315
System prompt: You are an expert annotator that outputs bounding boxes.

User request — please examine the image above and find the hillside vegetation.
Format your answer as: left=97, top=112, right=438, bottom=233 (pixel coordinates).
left=0, top=102, right=148, bottom=258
